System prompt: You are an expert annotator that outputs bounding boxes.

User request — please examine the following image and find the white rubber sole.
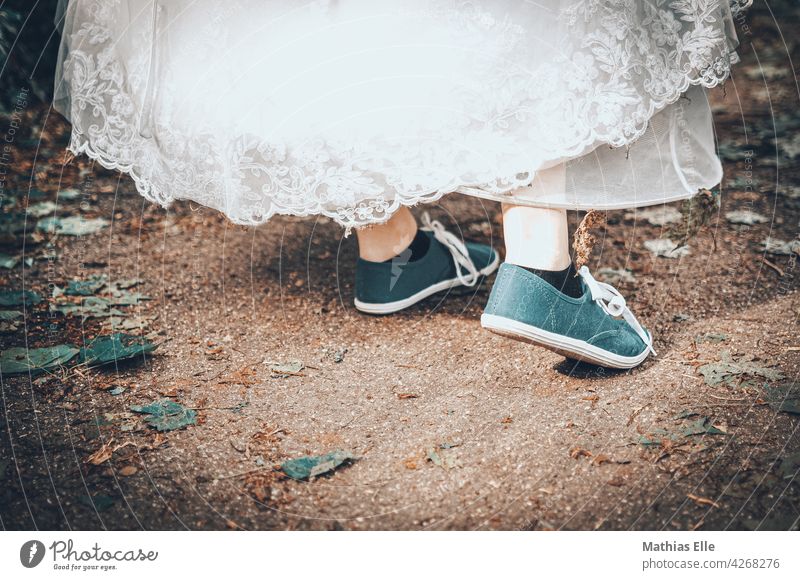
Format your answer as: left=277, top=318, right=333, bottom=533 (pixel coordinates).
left=480, top=313, right=650, bottom=369
left=354, top=252, right=500, bottom=315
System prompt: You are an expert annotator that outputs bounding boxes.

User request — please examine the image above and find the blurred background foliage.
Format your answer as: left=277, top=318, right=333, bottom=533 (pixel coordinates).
left=1, top=0, right=60, bottom=113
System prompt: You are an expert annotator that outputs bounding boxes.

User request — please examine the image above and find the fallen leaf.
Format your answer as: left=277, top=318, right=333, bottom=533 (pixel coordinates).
left=725, top=210, right=768, bottom=225
left=761, top=237, right=800, bottom=256
left=698, top=351, right=784, bottom=387
left=644, top=239, right=691, bottom=259
left=65, top=275, right=107, bottom=296
left=86, top=440, right=116, bottom=466
left=777, top=452, right=800, bottom=480
left=79, top=333, right=157, bottom=366
left=777, top=399, right=800, bottom=415
left=130, top=399, right=197, bottom=431
left=681, top=418, right=725, bottom=437
left=696, top=332, right=728, bottom=344
left=426, top=447, right=459, bottom=470
left=570, top=447, right=593, bottom=459
left=0, top=253, right=22, bottom=269
left=592, top=454, right=613, bottom=465
left=119, top=465, right=138, bottom=476
left=51, top=296, right=124, bottom=319
left=0, top=290, right=42, bottom=307
left=57, top=188, right=82, bottom=200
left=26, top=201, right=57, bottom=217
left=37, top=216, right=109, bottom=236
left=281, top=450, right=355, bottom=480
left=596, top=268, right=636, bottom=285
left=0, top=344, right=79, bottom=375
left=268, top=360, right=304, bottom=377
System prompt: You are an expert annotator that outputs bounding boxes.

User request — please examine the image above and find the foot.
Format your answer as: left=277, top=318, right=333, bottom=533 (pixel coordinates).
left=481, top=263, right=655, bottom=369
left=354, top=213, right=499, bottom=314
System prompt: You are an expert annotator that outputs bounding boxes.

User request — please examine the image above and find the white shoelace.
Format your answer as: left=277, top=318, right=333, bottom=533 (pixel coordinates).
left=420, top=212, right=480, bottom=287
left=578, top=266, right=657, bottom=356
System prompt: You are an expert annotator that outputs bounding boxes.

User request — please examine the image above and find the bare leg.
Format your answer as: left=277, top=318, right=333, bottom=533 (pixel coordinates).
left=355, top=205, right=417, bottom=262
left=502, top=164, right=570, bottom=270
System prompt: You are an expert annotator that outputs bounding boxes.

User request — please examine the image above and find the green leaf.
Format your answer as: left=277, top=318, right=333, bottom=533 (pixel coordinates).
left=696, top=333, right=728, bottom=344
left=79, top=333, right=157, bottom=366
left=26, top=201, right=57, bottom=217
left=0, top=345, right=79, bottom=376
left=761, top=237, right=800, bottom=256
left=637, top=428, right=674, bottom=447
left=37, top=216, right=109, bottom=236
left=130, top=399, right=196, bottom=432
left=778, top=452, right=800, bottom=480
left=65, top=275, right=107, bottom=296
left=681, top=418, right=725, bottom=437
left=57, top=188, right=82, bottom=201
left=0, top=310, right=23, bottom=332
left=644, top=239, right=690, bottom=259
left=281, top=451, right=355, bottom=480
left=725, top=210, right=768, bottom=225
left=0, top=290, right=42, bottom=307
left=698, top=351, right=784, bottom=387
left=0, top=253, right=21, bottom=269
left=51, top=296, right=124, bottom=319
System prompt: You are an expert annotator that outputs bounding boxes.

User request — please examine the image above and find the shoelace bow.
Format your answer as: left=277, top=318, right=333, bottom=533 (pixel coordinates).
left=578, top=266, right=657, bottom=356
left=420, top=212, right=480, bottom=287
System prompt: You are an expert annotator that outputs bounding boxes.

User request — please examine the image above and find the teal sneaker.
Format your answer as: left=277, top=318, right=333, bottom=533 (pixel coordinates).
left=354, top=213, right=499, bottom=314
left=481, top=263, right=655, bottom=369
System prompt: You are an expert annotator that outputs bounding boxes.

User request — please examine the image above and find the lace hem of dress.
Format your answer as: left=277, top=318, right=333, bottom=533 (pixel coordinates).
left=65, top=59, right=735, bottom=230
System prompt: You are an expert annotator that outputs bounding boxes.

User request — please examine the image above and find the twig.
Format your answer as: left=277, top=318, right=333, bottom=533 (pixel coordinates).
left=762, top=257, right=784, bottom=276
left=626, top=402, right=650, bottom=427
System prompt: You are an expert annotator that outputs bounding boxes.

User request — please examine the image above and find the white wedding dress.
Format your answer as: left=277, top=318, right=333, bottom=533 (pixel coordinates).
left=54, top=0, right=751, bottom=228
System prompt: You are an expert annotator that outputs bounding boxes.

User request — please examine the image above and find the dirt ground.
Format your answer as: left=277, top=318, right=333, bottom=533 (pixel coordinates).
left=1, top=5, right=799, bottom=531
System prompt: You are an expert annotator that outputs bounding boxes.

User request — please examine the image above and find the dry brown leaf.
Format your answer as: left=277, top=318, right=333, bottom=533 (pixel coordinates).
left=119, top=465, right=138, bottom=476
left=592, top=454, right=612, bottom=466
left=86, top=439, right=115, bottom=466
left=573, top=210, right=607, bottom=270
left=570, top=447, right=593, bottom=460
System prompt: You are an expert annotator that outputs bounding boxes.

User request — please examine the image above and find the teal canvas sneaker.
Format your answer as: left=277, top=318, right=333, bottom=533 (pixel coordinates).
left=481, top=263, right=655, bottom=369
left=354, top=213, right=499, bottom=314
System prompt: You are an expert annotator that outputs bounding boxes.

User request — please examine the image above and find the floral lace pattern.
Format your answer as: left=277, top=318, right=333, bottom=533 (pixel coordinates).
left=56, top=0, right=751, bottom=228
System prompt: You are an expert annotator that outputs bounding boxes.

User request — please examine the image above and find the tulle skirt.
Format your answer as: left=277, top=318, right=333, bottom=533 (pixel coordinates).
left=54, top=0, right=750, bottom=228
